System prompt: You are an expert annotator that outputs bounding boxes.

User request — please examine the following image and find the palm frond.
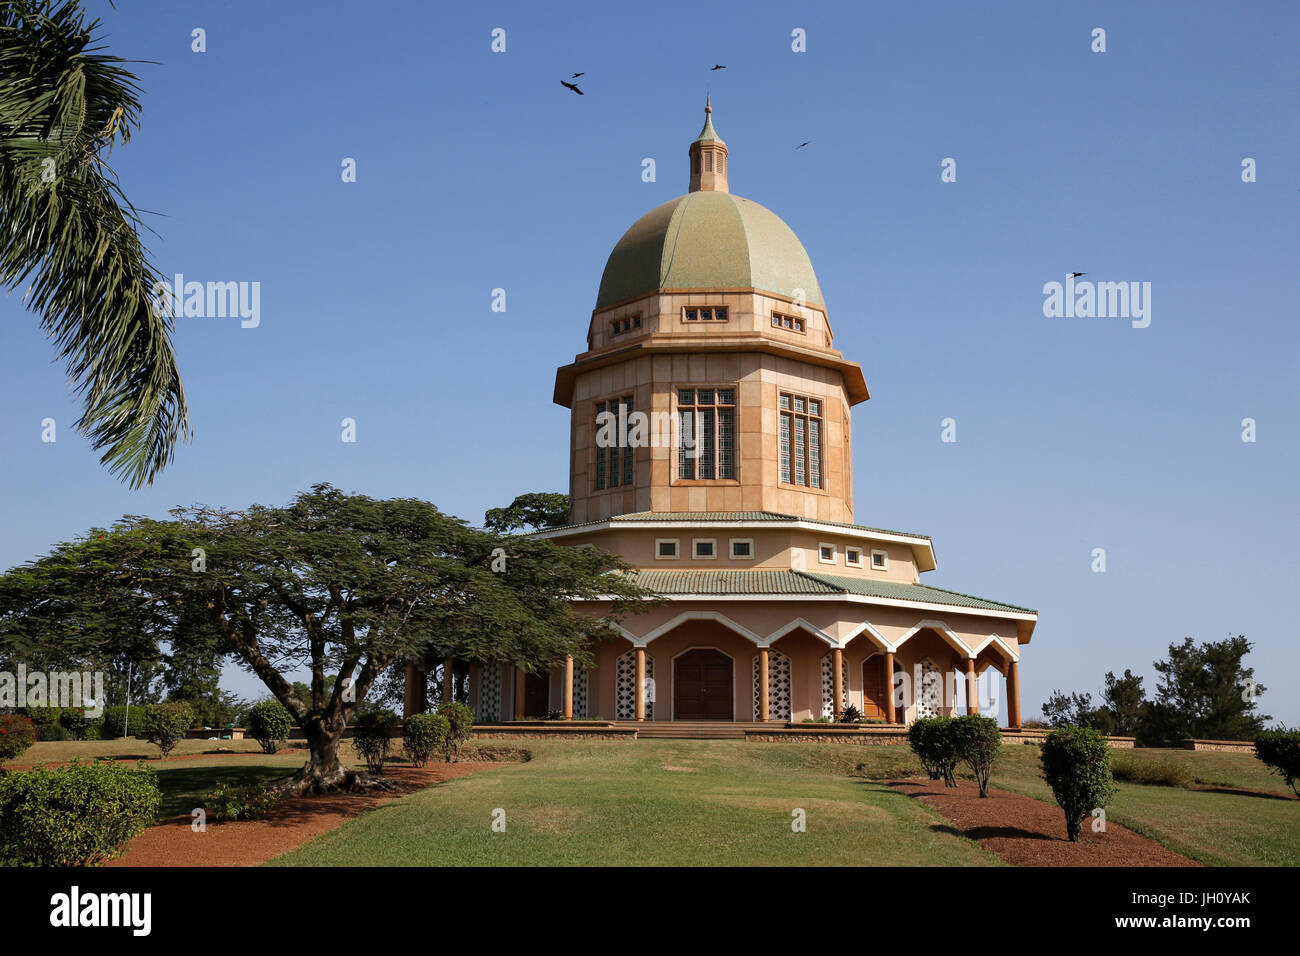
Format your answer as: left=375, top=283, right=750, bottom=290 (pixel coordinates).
left=0, top=0, right=189, bottom=487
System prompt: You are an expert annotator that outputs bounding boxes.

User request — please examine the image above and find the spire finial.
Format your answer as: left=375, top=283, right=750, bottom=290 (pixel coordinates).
left=688, top=99, right=728, bottom=193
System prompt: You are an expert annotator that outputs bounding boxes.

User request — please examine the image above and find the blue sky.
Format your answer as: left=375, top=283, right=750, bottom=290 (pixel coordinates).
left=1, top=1, right=1296, bottom=722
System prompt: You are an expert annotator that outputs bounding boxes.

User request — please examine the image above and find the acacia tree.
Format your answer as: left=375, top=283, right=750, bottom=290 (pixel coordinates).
left=483, top=492, right=570, bottom=534
left=0, top=484, right=656, bottom=792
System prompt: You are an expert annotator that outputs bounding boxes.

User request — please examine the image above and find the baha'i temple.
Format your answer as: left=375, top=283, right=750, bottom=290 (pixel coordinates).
left=407, top=102, right=1037, bottom=732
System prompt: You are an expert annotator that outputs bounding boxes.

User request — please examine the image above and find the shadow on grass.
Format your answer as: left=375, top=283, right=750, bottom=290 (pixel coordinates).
left=157, top=764, right=292, bottom=819
left=1190, top=785, right=1298, bottom=802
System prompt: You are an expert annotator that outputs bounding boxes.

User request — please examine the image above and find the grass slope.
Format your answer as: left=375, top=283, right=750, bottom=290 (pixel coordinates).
left=270, top=740, right=999, bottom=867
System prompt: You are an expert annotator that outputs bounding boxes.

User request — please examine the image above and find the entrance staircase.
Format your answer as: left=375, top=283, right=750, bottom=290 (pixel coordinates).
left=613, top=720, right=770, bottom=740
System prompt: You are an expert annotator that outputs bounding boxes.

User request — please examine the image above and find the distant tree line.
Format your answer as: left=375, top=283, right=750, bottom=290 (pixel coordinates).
left=1038, top=635, right=1270, bottom=746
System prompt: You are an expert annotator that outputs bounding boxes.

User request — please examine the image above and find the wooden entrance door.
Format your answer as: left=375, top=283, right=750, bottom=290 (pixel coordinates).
left=861, top=655, right=889, bottom=720
left=674, top=649, right=733, bottom=720
left=524, top=672, right=550, bottom=717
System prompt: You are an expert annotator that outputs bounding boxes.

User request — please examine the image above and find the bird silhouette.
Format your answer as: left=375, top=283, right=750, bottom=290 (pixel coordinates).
left=561, top=80, right=584, bottom=95
left=796, top=141, right=809, bottom=149
left=571, top=72, right=584, bottom=78
left=1067, top=272, right=1086, bottom=279
left=711, top=64, right=726, bottom=70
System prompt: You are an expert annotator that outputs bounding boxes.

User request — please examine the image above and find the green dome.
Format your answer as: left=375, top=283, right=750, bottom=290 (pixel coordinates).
left=595, top=191, right=824, bottom=310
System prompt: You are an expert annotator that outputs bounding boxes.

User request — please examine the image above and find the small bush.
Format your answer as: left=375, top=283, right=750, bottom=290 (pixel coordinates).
left=0, top=714, right=37, bottom=766
left=1254, top=728, right=1300, bottom=798
left=59, top=707, right=92, bottom=741
left=908, top=716, right=960, bottom=786
left=204, top=782, right=283, bottom=821
left=0, top=759, right=161, bottom=865
left=402, top=712, right=450, bottom=767
left=353, top=709, right=400, bottom=774
left=1040, top=727, right=1116, bottom=842
left=952, top=714, right=1002, bottom=797
left=22, top=705, right=62, bottom=740
left=246, top=701, right=295, bottom=754
left=141, top=701, right=194, bottom=758
left=1110, top=752, right=1191, bottom=788
left=101, top=704, right=147, bottom=739
left=438, top=701, right=475, bottom=763
left=839, top=704, right=864, bottom=724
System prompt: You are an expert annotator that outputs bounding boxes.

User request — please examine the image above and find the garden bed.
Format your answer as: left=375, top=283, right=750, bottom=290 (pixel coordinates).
left=889, top=778, right=1199, bottom=866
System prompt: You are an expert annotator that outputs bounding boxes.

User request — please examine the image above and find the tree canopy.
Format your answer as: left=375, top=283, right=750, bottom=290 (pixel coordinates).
left=0, top=484, right=657, bottom=790
left=483, top=492, right=570, bottom=534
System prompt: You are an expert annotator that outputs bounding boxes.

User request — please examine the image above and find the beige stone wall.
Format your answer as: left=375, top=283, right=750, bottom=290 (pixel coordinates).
left=558, top=526, right=922, bottom=583
left=568, top=350, right=856, bottom=523
left=585, top=290, right=834, bottom=354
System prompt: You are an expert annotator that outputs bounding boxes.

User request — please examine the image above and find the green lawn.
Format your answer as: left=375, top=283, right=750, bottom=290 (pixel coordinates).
left=271, top=740, right=1000, bottom=867
left=14, top=737, right=1297, bottom=866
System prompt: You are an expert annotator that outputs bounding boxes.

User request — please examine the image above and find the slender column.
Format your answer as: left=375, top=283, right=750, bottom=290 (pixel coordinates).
left=403, top=661, right=419, bottom=719
left=884, top=652, right=896, bottom=724
left=966, top=658, right=978, bottom=716
left=443, top=657, right=455, bottom=704
left=634, top=646, right=646, bottom=722
left=832, top=647, right=843, bottom=720
left=759, top=647, right=770, bottom=721
left=514, top=667, right=527, bottom=719
left=563, top=656, right=574, bottom=720
left=1007, top=659, right=1021, bottom=729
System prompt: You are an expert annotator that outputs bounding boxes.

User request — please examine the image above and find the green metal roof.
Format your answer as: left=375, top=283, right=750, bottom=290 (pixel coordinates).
left=617, top=569, right=1033, bottom=615
left=525, top=511, right=930, bottom=542
left=693, top=107, right=725, bottom=145
left=594, top=191, right=824, bottom=310
left=629, top=569, right=835, bottom=595
left=799, top=572, right=1037, bottom=614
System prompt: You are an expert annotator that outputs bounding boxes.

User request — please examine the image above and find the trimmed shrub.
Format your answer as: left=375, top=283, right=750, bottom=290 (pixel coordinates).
left=403, top=712, right=450, bottom=767
left=22, top=705, right=62, bottom=741
left=101, top=704, right=147, bottom=739
left=0, top=759, right=161, bottom=865
left=438, top=700, right=475, bottom=763
left=1253, top=728, right=1300, bottom=798
left=1110, top=752, right=1191, bottom=788
left=204, top=782, right=282, bottom=821
left=908, top=716, right=960, bottom=786
left=59, top=706, right=91, bottom=741
left=353, top=709, right=400, bottom=774
left=141, top=701, right=194, bottom=758
left=0, top=714, right=37, bottom=766
left=1040, top=726, right=1116, bottom=842
left=246, top=701, right=294, bottom=754
left=952, top=714, right=1002, bottom=797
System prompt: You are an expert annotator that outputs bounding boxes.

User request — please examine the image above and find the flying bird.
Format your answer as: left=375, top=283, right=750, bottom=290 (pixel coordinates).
left=711, top=64, right=726, bottom=70
left=571, top=72, right=584, bottom=78
left=561, top=80, right=584, bottom=95
left=1067, top=272, right=1086, bottom=279
left=796, top=141, right=809, bottom=149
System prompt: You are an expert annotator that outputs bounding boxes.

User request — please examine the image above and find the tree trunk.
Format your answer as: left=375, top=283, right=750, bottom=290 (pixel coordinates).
left=273, top=716, right=391, bottom=795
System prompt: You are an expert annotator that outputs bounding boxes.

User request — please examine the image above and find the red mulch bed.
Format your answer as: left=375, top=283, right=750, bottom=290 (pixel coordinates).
left=108, top=763, right=501, bottom=867
left=888, top=778, right=1200, bottom=867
